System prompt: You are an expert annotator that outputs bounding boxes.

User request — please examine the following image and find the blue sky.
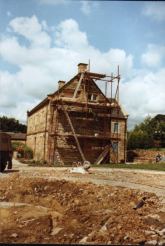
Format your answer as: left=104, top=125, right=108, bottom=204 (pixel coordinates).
left=0, top=0, right=165, bottom=128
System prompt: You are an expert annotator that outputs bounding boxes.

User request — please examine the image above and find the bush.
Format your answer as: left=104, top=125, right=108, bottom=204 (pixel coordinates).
left=23, top=145, right=33, bottom=159
left=12, top=142, right=33, bottom=159
left=12, top=141, right=23, bottom=151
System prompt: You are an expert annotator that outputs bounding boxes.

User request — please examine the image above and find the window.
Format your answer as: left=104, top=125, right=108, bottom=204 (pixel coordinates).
left=112, top=122, right=120, bottom=133
left=88, top=93, right=98, bottom=102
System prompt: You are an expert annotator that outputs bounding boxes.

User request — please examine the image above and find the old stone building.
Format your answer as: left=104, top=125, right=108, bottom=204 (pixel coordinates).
left=26, top=63, right=128, bottom=165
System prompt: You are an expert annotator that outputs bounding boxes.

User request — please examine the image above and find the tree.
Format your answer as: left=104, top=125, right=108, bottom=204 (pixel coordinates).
left=0, top=116, right=27, bottom=133
left=127, top=115, right=165, bottom=150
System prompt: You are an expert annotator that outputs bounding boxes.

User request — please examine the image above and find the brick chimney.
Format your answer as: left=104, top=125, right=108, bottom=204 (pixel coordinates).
left=78, top=63, right=88, bottom=73
left=58, top=80, right=65, bottom=89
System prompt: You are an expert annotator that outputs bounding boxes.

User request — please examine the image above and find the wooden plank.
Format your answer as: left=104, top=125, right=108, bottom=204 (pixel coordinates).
left=85, top=71, right=106, bottom=79
left=73, top=73, right=84, bottom=99
left=95, top=145, right=110, bottom=165
left=61, top=104, right=86, bottom=162
left=51, top=133, right=121, bottom=140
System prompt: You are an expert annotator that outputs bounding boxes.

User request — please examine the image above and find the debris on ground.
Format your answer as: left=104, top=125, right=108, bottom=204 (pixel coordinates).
left=70, top=161, right=91, bottom=174
left=70, top=166, right=88, bottom=174
left=133, top=197, right=147, bottom=210
left=0, top=173, right=164, bottom=245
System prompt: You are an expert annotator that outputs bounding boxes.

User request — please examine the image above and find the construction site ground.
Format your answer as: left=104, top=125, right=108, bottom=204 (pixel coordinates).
left=0, top=159, right=165, bottom=245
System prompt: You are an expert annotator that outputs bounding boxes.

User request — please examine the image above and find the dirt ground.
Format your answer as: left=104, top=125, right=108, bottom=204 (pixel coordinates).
left=0, top=159, right=165, bottom=245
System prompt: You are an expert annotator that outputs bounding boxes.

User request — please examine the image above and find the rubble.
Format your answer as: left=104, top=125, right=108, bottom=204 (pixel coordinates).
left=133, top=197, right=146, bottom=210
left=70, top=161, right=91, bottom=174
left=70, top=166, right=88, bottom=174
left=0, top=173, right=164, bottom=244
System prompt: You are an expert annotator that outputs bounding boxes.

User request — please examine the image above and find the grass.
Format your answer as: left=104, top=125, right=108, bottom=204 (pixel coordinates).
left=19, top=158, right=165, bottom=171
left=93, top=162, right=165, bottom=171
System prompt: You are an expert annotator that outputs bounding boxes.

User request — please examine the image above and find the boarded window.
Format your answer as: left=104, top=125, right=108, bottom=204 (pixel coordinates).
left=112, top=142, right=118, bottom=152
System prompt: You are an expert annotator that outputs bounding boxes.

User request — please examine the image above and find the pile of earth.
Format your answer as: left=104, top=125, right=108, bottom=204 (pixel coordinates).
left=0, top=173, right=164, bottom=245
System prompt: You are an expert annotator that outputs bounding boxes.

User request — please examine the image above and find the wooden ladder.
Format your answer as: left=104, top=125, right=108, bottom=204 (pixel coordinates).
left=95, top=145, right=110, bottom=165
left=61, top=104, right=86, bottom=162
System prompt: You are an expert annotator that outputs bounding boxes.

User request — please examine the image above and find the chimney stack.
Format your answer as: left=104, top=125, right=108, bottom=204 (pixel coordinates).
left=58, top=80, right=65, bottom=89
left=78, top=63, right=88, bottom=73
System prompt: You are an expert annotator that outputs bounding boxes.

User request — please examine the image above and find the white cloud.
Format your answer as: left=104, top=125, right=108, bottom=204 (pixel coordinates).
left=9, top=15, right=51, bottom=48
left=120, top=68, right=165, bottom=128
left=55, top=19, right=89, bottom=50
left=1, top=15, right=164, bottom=129
left=81, top=1, right=91, bottom=15
left=143, top=2, right=165, bottom=21
left=141, top=44, right=165, bottom=67
left=37, top=0, right=68, bottom=5
left=80, top=1, right=100, bottom=15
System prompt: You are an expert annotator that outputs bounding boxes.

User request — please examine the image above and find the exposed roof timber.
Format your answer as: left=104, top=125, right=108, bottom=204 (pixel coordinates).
left=27, top=67, right=121, bottom=116
left=85, top=71, right=106, bottom=79
left=52, top=99, right=120, bottom=109
left=85, top=72, right=120, bottom=82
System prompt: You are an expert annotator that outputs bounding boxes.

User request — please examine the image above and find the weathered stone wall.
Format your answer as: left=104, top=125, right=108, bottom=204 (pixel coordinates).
left=26, top=72, right=127, bottom=164
left=127, top=149, right=165, bottom=163
left=26, top=104, right=50, bottom=161
left=111, top=119, right=126, bottom=163
left=27, top=105, right=49, bottom=134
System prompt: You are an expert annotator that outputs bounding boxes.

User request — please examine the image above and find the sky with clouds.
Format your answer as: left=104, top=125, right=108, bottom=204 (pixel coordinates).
left=0, top=0, right=165, bottom=129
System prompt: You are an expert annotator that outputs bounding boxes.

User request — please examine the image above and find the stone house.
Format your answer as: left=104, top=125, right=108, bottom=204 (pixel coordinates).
left=26, top=63, right=128, bottom=165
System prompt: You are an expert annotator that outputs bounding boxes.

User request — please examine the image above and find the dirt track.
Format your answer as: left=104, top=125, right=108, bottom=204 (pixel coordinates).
left=0, top=159, right=165, bottom=245
left=12, top=159, right=165, bottom=199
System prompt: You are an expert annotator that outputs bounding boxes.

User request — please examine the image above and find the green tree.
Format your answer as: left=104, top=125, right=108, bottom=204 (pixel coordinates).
left=127, top=115, right=165, bottom=150
left=0, top=116, right=27, bottom=133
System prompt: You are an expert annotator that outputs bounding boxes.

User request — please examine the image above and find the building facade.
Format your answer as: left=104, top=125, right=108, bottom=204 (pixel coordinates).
left=26, top=63, right=128, bottom=165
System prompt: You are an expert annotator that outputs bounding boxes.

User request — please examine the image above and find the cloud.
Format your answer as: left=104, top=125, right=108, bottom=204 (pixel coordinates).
left=81, top=1, right=91, bottom=15
left=55, top=19, right=89, bottom=49
left=141, top=44, right=165, bottom=67
left=1, top=15, right=163, bottom=129
left=37, top=0, right=68, bottom=5
left=80, top=1, right=99, bottom=15
left=120, top=68, right=165, bottom=128
left=143, top=2, right=165, bottom=21
left=9, top=15, right=51, bottom=48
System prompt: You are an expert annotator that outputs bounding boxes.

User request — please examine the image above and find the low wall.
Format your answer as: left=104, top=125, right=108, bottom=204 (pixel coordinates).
left=127, top=149, right=165, bottom=163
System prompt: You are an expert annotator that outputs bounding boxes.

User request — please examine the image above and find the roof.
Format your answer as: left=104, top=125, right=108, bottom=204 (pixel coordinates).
left=48, top=72, right=110, bottom=103
left=27, top=97, right=49, bottom=116
left=78, top=63, right=88, bottom=66
left=27, top=68, right=123, bottom=117
left=4, top=132, right=27, bottom=141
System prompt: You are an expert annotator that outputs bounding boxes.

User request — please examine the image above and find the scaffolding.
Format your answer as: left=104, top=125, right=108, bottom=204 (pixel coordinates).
left=47, top=64, right=123, bottom=165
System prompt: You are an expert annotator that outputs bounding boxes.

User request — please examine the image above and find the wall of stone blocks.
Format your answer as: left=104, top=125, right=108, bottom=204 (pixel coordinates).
left=26, top=103, right=50, bottom=161
left=111, top=119, right=126, bottom=162
left=27, top=104, right=49, bottom=135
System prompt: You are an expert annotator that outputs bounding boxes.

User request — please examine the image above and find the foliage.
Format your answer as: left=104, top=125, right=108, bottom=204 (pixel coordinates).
left=12, top=142, right=33, bottom=159
left=127, top=115, right=165, bottom=150
left=0, top=116, right=27, bottom=133
left=12, top=141, right=23, bottom=151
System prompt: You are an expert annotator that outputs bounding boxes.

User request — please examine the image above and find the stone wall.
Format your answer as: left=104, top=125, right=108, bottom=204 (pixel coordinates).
left=111, top=119, right=126, bottom=163
left=127, top=149, right=165, bottom=163
left=27, top=105, right=49, bottom=134
left=26, top=103, right=50, bottom=162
